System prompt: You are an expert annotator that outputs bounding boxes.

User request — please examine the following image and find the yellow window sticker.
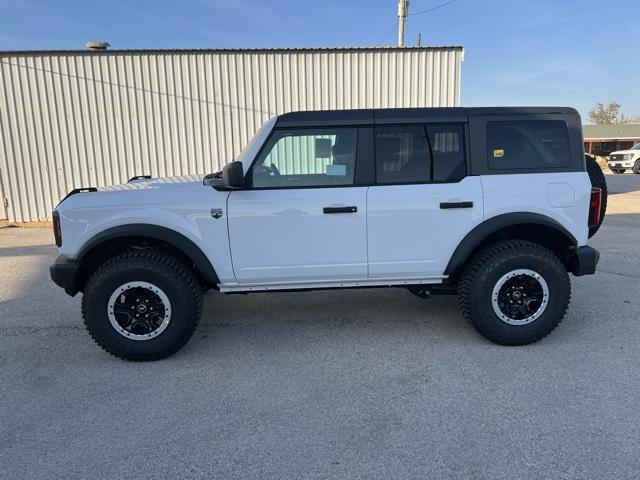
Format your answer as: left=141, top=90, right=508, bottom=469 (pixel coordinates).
left=493, top=148, right=504, bottom=158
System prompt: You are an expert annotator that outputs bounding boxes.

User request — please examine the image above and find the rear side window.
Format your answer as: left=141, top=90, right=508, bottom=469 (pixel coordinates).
left=375, top=124, right=466, bottom=184
left=487, top=120, right=571, bottom=170
left=375, top=126, right=430, bottom=184
left=427, top=125, right=466, bottom=181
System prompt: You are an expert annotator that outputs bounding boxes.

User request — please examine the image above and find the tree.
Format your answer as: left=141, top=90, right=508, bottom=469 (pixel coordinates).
left=589, top=101, right=621, bottom=124
left=589, top=101, right=640, bottom=124
left=620, top=113, right=640, bottom=124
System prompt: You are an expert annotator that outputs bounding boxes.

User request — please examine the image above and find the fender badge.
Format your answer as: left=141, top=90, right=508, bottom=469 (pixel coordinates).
left=493, top=148, right=504, bottom=158
left=210, top=208, right=223, bottom=219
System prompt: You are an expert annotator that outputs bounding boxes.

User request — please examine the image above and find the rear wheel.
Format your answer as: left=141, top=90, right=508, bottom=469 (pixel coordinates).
left=82, top=250, right=203, bottom=361
left=585, top=154, right=607, bottom=237
left=457, top=240, right=570, bottom=346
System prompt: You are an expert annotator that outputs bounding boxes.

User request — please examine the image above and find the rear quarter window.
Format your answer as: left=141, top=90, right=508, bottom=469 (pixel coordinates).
left=428, top=124, right=466, bottom=182
left=487, top=120, right=571, bottom=170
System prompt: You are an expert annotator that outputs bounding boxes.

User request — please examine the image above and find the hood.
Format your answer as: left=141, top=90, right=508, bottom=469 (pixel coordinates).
left=609, top=150, right=638, bottom=156
left=98, top=174, right=203, bottom=192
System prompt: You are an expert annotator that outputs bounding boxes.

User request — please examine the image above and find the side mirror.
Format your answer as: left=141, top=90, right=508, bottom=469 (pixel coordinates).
left=222, top=161, right=245, bottom=188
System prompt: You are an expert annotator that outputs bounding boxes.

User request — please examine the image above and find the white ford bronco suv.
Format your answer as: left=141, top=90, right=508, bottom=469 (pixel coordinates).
left=50, top=107, right=606, bottom=361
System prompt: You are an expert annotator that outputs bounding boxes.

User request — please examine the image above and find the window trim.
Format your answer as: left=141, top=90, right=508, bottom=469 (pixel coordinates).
left=373, top=123, right=468, bottom=186
left=237, top=114, right=583, bottom=187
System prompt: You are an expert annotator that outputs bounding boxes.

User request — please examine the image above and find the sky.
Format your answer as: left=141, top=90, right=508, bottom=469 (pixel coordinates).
left=1, top=0, right=638, bottom=121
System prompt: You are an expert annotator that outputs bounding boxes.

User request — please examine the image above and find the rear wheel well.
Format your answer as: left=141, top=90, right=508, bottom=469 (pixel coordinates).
left=76, top=236, right=210, bottom=293
left=450, top=223, right=576, bottom=282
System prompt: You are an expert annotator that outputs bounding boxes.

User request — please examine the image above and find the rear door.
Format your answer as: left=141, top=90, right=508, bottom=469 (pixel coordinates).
left=367, top=123, right=484, bottom=279
left=227, top=127, right=370, bottom=285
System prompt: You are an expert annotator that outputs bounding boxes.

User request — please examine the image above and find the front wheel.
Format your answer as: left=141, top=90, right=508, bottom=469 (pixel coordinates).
left=633, top=160, right=640, bottom=174
left=457, top=240, right=570, bottom=346
left=82, top=251, right=203, bottom=361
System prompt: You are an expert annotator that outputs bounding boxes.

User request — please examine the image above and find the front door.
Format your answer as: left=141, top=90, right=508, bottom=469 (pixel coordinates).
left=367, top=123, right=484, bottom=279
left=227, top=127, right=368, bottom=285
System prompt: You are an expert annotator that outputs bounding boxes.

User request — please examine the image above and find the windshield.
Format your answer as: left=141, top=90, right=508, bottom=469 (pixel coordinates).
left=632, top=143, right=640, bottom=150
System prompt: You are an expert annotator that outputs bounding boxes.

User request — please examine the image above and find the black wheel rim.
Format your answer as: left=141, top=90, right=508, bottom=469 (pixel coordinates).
left=107, top=282, right=171, bottom=340
left=491, top=269, right=549, bottom=325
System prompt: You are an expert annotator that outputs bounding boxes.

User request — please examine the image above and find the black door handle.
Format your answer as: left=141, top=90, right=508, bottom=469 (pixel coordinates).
left=323, top=206, right=358, bottom=214
left=440, top=201, right=473, bottom=209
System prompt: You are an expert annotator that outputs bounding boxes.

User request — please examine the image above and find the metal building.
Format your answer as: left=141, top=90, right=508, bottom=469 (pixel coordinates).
left=0, top=46, right=464, bottom=222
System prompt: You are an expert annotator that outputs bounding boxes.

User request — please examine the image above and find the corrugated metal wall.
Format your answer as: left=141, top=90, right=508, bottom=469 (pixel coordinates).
left=0, top=46, right=463, bottom=222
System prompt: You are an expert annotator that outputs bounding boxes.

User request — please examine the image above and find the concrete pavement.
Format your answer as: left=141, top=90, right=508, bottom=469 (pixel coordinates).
left=1, top=174, right=639, bottom=479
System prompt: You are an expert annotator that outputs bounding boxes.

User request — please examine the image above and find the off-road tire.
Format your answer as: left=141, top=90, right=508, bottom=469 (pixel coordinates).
left=633, top=160, right=640, bottom=174
left=585, top=154, right=607, bottom=238
left=457, top=240, right=570, bottom=346
left=82, top=250, right=203, bottom=361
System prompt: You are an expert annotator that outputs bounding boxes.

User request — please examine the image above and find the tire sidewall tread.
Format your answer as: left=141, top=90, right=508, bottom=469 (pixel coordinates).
left=458, top=240, right=571, bottom=346
left=81, top=250, right=203, bottom=361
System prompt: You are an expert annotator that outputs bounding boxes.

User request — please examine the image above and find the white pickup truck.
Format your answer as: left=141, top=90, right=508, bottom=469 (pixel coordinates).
left=50, top=107, right=606, bottom=361
left=608, top=143, right=640, bottom=174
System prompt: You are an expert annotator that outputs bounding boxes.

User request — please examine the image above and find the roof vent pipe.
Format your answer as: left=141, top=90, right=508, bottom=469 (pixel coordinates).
left=85, top=41, right=110, bottom=51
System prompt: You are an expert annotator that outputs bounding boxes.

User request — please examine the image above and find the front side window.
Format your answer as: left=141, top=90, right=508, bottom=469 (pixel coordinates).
left=487, top=120, right=571, bottom=170
left=250, top=128, right=357, bottom=188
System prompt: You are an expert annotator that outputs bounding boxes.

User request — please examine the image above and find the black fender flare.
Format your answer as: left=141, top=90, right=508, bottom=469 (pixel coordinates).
left=444, top=212, right=578, bottom=276
left=77, top=224, right=219, bottom=286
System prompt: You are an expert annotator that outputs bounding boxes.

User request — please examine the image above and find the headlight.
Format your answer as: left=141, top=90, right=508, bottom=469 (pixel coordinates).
left=624, top=154, right=634, bottom=161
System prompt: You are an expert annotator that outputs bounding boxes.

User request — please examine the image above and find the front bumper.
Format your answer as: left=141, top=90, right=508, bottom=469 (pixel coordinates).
left=570, top=246, right=599, bottom=276
left=608, top=162, right=633, bottom=169
left=50, top=255, right=81, bottom=296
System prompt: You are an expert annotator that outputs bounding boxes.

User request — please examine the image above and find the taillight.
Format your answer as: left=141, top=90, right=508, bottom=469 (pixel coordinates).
left=52, top=210, right=62, bottom=247
left=589, top=187, right=602, bottom=227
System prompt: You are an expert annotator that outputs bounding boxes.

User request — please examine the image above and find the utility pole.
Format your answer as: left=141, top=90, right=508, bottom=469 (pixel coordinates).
left=397, top=0, right=409, bottom=47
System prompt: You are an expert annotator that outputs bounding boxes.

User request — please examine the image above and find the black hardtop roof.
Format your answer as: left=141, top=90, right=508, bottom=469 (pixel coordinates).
left=275, top=107, right=580, bottom=127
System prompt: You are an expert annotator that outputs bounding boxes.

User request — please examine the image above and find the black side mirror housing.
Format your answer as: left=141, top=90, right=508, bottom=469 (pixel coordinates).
left=222, top=161, right=245, bottom=188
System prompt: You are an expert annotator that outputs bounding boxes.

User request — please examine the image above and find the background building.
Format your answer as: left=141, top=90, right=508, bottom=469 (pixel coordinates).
left=583, top=123, right=640, bottom=156
left=0, top=46, right=463, bottom=222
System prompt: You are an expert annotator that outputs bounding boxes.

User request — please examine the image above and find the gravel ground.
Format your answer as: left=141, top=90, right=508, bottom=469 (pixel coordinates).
left=1, top=174, right=639, bottom=479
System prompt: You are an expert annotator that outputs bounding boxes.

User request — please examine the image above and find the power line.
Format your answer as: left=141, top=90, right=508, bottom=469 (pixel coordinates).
left=357, top=0, right=389, bottom=44
left=382, top=18, right=398, bottom=45
left=410, top=0, right=457, bottom=16
left=385, top=0, right=458, bottom=46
